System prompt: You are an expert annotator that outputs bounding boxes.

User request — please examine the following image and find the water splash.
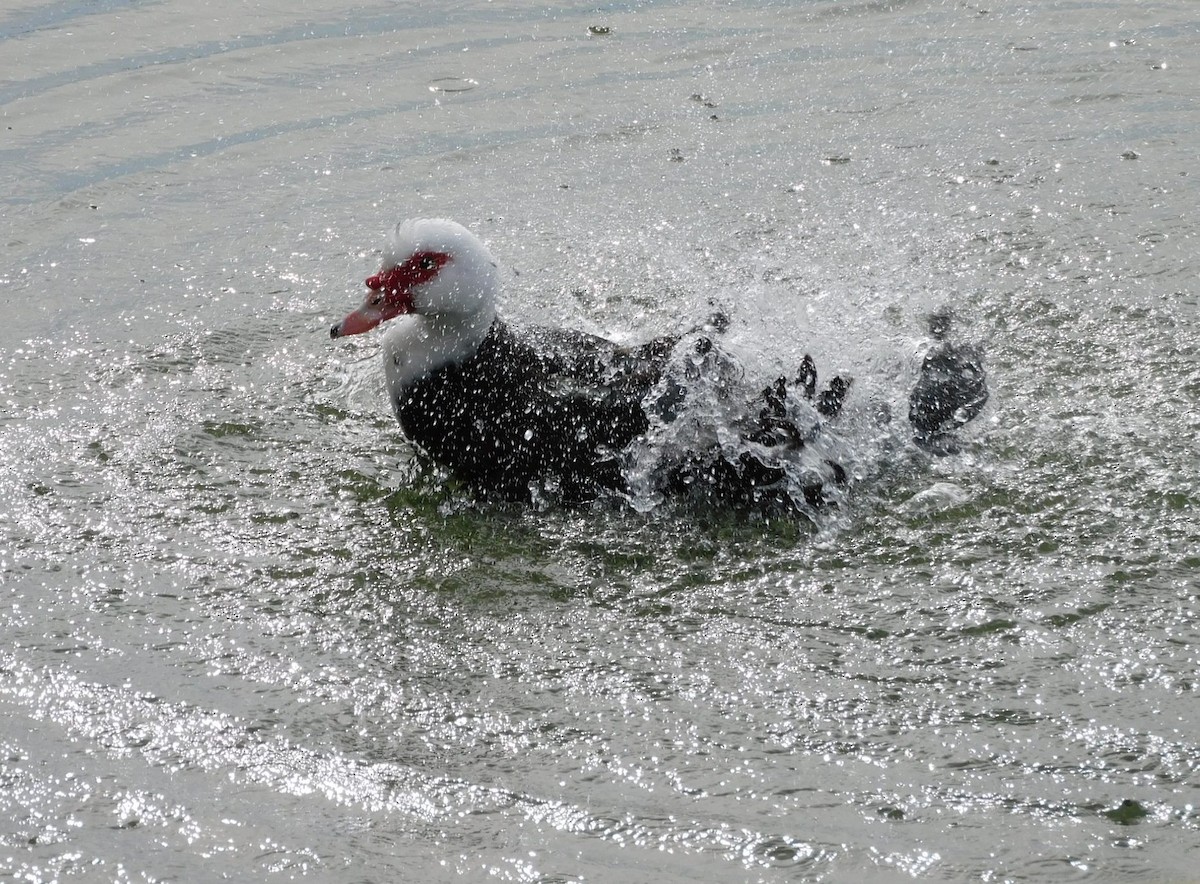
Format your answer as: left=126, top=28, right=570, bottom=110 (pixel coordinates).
left=622, top=332, right=863, bottom=521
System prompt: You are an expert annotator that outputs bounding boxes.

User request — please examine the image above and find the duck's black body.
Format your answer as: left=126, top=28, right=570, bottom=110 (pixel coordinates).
left=395, top=320, right=676, bottom=501
left=393, top=319, right=859, bottom=511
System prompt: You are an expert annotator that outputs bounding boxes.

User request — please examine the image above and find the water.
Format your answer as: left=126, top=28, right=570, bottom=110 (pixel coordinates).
left=2, top=0, right=1198, bottom=880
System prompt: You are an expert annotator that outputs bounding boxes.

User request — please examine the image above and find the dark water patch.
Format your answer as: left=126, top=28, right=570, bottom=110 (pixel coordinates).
left=957, top=618, right=1019, bottom=637
left=1041, top=603, right=1111, bottom=629
left=0, top=0, right=137, bottom=40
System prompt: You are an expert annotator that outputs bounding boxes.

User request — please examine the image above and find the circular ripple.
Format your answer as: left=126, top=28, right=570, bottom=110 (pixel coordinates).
left=427, top=77, right=479, bottom=93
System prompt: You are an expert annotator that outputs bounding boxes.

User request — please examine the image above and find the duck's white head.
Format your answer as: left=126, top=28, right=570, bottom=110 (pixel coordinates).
left=330, top=219, right=499, bottom=339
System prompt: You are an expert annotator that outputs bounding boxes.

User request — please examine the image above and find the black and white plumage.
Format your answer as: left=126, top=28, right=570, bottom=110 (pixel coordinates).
left=330, top=219, right=683, bottom=502
left=330, top=219, right=982, bottom=511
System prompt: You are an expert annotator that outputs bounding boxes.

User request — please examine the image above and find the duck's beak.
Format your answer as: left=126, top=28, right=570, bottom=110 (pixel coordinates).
left=330, top=303, right=386, bottom=338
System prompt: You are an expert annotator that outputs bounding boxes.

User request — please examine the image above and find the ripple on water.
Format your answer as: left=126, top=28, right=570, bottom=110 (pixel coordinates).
left=427, top=77, right=479, bottom=93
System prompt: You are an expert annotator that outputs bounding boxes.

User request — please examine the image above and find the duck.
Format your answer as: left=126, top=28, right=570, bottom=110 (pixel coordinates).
left=330, top=219, right=979, bottom=511
left=331, top=219, right=688, bottom=502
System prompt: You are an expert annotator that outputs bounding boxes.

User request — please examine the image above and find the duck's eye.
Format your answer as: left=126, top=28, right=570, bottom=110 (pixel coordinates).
left=369, top=294, right=384, bottom=306
left=419, top=255, right=438, bottom=271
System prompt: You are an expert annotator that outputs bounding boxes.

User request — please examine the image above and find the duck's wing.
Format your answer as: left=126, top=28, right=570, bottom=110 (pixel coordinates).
left=908, top=342, right=989, bottom=441
left=510, top=324, right=677, bottom=396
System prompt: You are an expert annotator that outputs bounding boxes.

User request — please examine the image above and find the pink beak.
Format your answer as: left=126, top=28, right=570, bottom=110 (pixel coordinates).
left=330, top=303, right=386, bottom=338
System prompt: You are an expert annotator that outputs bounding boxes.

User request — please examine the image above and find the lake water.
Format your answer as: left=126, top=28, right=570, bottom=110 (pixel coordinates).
left=2, top=0, right=1198, bottom=881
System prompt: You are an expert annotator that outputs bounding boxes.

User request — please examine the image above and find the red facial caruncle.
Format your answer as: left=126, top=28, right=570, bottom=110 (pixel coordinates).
left=330, top=250, right=451, bottom=338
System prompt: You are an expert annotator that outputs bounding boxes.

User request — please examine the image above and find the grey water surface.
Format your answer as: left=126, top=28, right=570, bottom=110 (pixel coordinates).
left=2, top=1, right=1198, bottom=881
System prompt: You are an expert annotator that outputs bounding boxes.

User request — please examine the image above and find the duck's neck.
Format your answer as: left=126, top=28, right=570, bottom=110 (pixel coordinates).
left=383, top=308, right=498, bottom=398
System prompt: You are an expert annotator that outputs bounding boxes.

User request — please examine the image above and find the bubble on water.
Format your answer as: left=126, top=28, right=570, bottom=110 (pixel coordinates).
left=427, top=77, right=479, bottom=93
